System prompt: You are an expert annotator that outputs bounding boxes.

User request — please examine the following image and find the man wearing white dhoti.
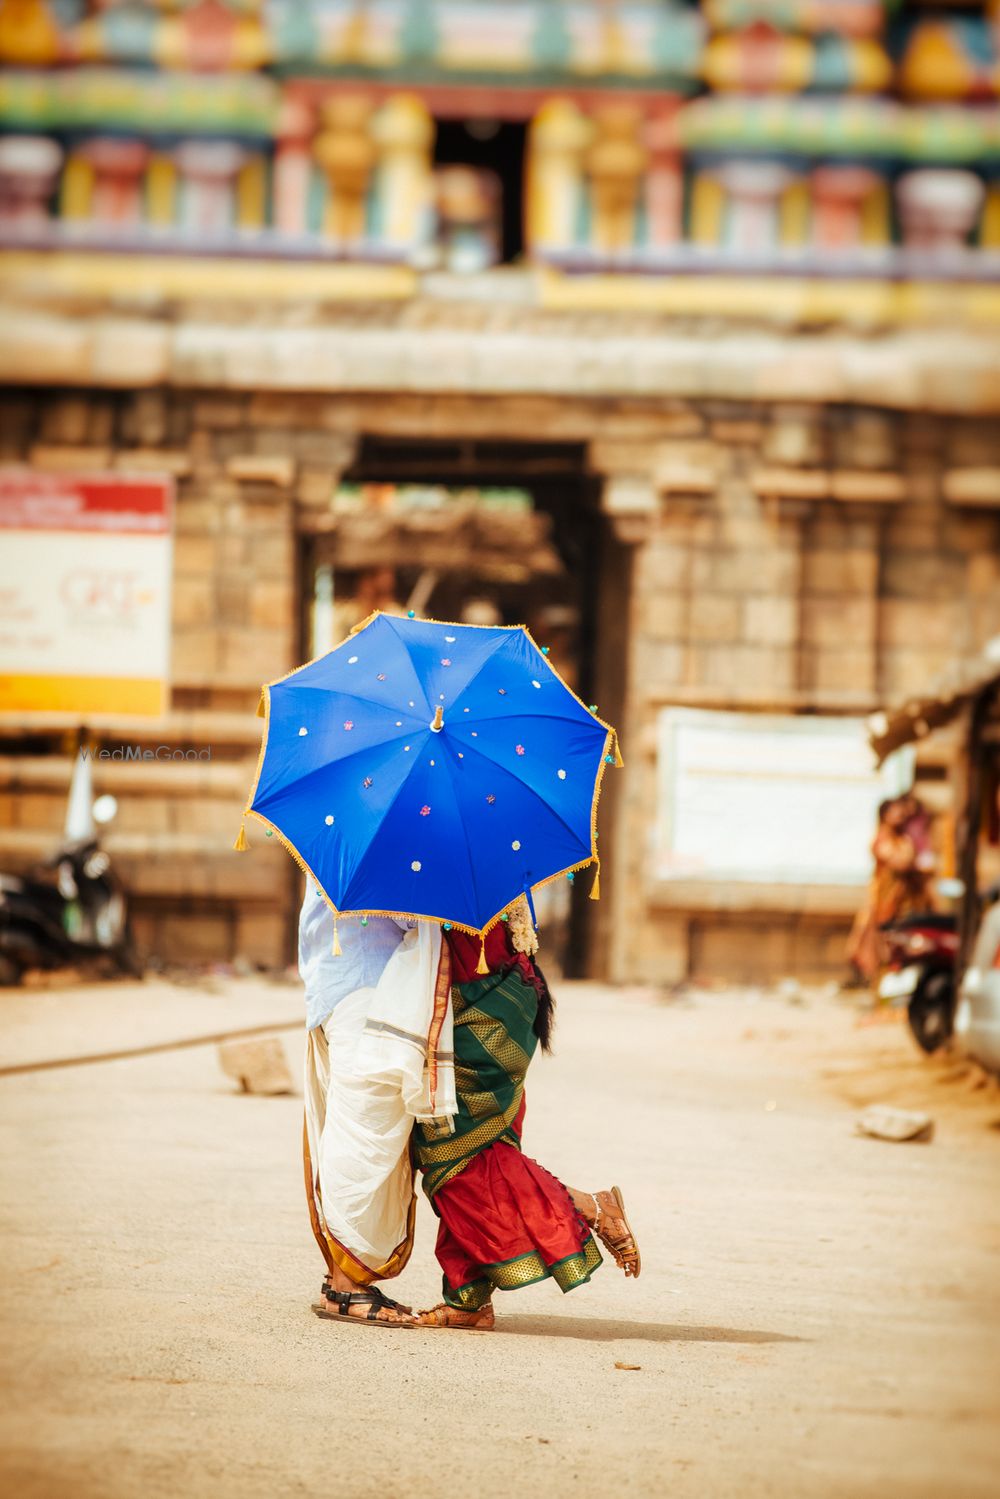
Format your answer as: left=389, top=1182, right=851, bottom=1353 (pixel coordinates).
left=298, top=884, right=456, bottom=1328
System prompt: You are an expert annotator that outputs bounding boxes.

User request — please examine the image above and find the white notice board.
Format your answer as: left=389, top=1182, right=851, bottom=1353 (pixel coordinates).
left=655, top=708, right=914, bottom=886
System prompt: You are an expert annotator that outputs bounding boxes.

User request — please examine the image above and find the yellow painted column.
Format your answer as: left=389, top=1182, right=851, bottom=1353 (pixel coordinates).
left=780, top=178, right=810, bottom=247
left=980, top=186, right=1000, bottom=249
left=689, top=172, right=724, bottom=247
left=145, top=155, right=177, bottom=227
left=586, top=107, right=647, bottom=253
left=370, top=94, right=434, bottom=251
left=860, top=180, right=890, bottom=246
left=59, top=154, right=94, bottom=220
left=525, top=99, right=592, bottom=254
left=314, top=95, right=377, bottom=245
left=236, top=154, right=266, bottom=230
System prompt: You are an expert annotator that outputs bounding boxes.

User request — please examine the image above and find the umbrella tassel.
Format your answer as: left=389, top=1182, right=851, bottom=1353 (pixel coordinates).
left=590, top=858, right=601, bottom=901
left=255, top=690, right=266, bottom=719
left=332, top=918, right=342, bottom=958
left=233, top=819, right=248, bottom=852
left=613, top=733, right=624, bottom=769
left=476, top=937, right=489, bottom=975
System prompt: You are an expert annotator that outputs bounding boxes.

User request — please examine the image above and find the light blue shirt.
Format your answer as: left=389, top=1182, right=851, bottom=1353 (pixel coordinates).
left=297, top=883, right=412, bottom=1031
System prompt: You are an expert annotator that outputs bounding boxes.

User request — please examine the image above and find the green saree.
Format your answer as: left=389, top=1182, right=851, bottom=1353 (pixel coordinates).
left=413, top=963, right=602, bottom=1310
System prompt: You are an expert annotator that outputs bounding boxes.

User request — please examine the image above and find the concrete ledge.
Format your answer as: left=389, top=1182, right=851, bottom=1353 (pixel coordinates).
left=943, top=468, right=1000, bottom=507
left=752, top=468, right=905, bottom=503
left=650, top=879, right=864, bottom=916
left=3, top=273, right=1000, bottom=413
left=0, top=755, right=249, bottom=796
left=0, top=709, right=261, bottom=745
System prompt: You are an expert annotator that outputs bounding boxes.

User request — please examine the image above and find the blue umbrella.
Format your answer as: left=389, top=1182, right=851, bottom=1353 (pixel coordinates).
left=237, top=611, right=621, bottom=966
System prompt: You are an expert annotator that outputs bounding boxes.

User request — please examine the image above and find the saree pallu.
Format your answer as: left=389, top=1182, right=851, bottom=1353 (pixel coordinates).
left=413, top=964, right=602, bottom=1311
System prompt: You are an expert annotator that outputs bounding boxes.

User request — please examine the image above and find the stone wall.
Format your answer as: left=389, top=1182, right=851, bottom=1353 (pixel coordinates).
left=597, top=400, right=1000, bottom=984
left=0, top=388, right=302, bottom=967
left=2, top=385, right=998, bottom=981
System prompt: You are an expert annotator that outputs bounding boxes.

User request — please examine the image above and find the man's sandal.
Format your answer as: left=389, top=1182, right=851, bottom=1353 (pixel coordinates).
left=312, top=1281, right=415, bottom=1328
left=590, top=1186, right=641, bottom=1278
left=417, top=1302, right=495, bottom=1331
left=318, top=1273, right=414, bottom=1316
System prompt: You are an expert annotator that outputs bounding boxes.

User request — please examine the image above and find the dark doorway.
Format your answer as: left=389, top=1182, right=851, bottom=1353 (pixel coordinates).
left=299, top=434, right=621, bottom=977
left=432, top=119, right=526, bottom=264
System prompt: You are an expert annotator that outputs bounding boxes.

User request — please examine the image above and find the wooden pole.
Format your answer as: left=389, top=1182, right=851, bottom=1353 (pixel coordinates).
left=957, top=687, right=994, bottom=974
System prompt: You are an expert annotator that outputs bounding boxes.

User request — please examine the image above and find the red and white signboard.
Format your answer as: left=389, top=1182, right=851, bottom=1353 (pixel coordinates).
left=0, top=471, right=174, bottom=716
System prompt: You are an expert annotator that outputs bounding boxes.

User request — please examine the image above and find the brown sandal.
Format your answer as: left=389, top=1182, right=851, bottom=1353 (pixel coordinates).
left=590, top=1186, right=641, bottom=1279
left=312, top=1282, right=416, bottom=1328
left=417, top=1302, right=495, bottom=1331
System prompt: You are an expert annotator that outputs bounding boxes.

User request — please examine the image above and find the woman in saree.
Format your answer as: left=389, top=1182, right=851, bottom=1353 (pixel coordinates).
left=413, top=898, right=640, bottom=1330
left=847, top=796, right=936, bottom=989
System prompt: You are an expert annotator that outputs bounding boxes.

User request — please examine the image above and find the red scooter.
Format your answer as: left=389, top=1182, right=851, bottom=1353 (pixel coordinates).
left=878, top=910, right=959, bottom=1053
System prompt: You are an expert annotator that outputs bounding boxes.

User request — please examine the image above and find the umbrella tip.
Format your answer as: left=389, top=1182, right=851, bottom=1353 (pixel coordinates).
left=430, top=705, right=444, bottom=732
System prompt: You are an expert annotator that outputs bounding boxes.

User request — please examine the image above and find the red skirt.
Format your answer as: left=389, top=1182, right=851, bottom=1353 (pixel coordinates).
left=431, top=1098, right=602, bottom=1310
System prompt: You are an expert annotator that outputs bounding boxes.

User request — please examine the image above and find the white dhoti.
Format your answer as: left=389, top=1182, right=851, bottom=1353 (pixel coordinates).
left=303, top=923, right=456, bottom=1284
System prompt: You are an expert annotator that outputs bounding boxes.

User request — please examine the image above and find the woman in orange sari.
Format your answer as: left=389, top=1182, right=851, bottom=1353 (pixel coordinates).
left=848, top=796, right=935, bottom=986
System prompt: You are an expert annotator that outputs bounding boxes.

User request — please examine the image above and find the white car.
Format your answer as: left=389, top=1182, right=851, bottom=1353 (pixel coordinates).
left=955, top=902, right=1000, bottom=1076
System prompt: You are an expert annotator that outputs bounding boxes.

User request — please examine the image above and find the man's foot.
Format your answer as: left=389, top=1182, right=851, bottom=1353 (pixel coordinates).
left=572, top=1185, right=641, bottom=1278
left=313, top=1275, right=416, bottom=1327
left=416, top=1302, right=495, bottom=1330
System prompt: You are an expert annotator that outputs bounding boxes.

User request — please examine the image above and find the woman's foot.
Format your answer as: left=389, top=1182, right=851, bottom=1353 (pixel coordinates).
left=314, top=1271, right=416, bottom=1327
left=571, top=1185, right=641, bottom=1278
left=416, top=1301, right=495, bottom=1330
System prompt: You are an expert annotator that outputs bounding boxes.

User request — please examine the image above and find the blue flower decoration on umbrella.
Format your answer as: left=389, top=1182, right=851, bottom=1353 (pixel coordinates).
left=239, top=612, right=621, bottom=938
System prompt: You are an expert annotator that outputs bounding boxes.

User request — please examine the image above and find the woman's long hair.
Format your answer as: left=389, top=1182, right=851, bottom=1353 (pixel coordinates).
left=532, top=959, right=556, bottom=1053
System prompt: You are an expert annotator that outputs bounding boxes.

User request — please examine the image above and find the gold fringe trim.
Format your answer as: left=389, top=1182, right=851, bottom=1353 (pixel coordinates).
left=233, top=819, right=248, bottom=852
left=350, top=610, right=380, bottom=636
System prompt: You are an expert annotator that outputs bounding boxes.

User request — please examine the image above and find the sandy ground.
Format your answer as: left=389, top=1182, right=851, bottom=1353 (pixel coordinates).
left=1, top=975, right=998, bottom=1499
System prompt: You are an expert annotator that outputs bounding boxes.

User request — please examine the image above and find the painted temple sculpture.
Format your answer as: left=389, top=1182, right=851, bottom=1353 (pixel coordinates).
left=0, top=0, right=998, bottom=268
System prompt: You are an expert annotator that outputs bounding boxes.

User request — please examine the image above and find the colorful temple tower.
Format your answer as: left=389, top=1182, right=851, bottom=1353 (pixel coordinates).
left=0, top=1, right=997, bottom=269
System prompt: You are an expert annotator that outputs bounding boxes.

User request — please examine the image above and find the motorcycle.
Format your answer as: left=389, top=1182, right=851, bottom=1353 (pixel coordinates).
left=877, top=910, right=959, bottom=1054
left=0, top=793, right=141, bottom=985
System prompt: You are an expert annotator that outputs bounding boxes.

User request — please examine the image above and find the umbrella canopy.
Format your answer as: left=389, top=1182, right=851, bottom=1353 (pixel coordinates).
left=239, top=611, right=620, bottom=942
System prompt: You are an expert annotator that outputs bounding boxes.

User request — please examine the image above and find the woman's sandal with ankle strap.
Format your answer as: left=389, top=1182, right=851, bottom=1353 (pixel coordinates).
left=591, top=1186, right=641, bottom=1279
left=416, top=1302, right=495, bottom=1331
left=312, top=1281, right=415, bottom=1327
